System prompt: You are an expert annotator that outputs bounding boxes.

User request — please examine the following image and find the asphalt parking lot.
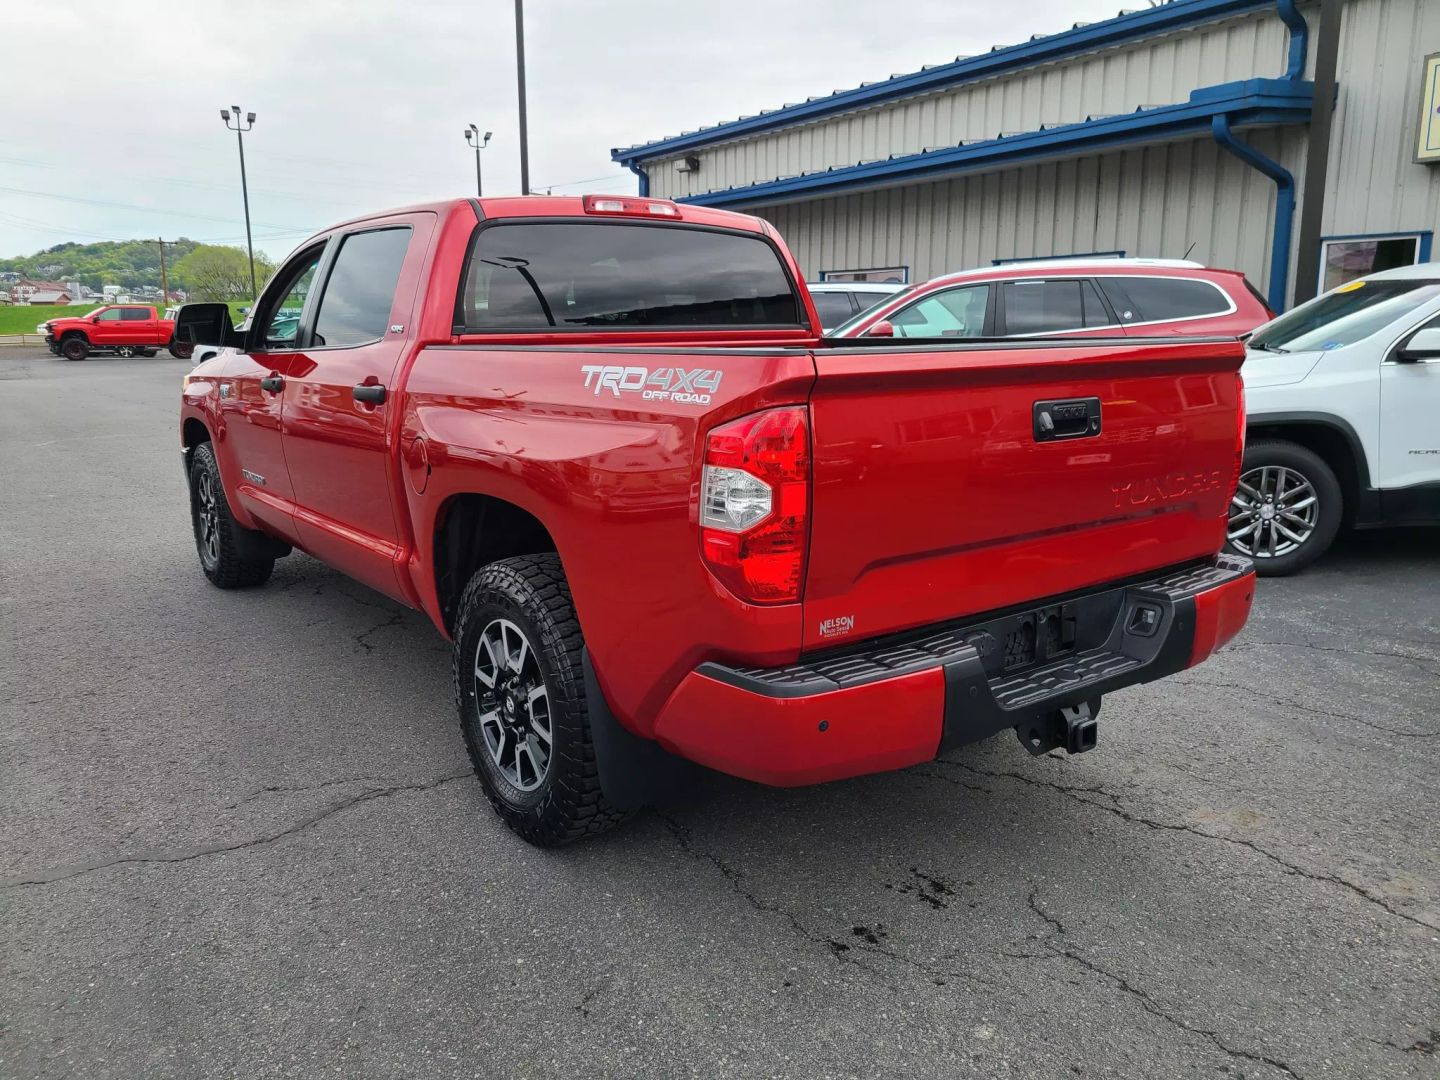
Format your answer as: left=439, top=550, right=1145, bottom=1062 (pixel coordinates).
left=2, top=346, right=1437, bottom=1080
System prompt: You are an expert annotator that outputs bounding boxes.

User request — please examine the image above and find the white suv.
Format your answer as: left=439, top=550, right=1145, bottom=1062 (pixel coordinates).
left=1234, top=263, right=1440, bottom=574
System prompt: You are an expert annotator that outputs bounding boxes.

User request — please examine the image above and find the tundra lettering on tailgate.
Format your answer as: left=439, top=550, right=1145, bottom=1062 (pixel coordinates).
left=580, top=365, right=723, bottom=405
left=1112, top=469, right=1225, bottom=509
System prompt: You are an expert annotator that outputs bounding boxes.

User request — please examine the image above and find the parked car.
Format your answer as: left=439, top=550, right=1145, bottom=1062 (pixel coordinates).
left=807, top=281, right=906, bottom=330
left=176, top=194, right=1253, bottom=846
left=831, top=258, right=1273, bottom=339
left=1233, top=263, right=1440, bottom=574
left=43, top=304, right=186, bottom=360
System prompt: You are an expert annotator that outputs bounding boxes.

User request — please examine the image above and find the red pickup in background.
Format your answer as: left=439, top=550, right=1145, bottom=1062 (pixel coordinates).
left=44, top=304, right=185, bottom=361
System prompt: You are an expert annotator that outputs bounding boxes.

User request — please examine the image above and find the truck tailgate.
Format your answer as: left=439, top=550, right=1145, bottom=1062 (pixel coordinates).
left=802, top=338, right=1244, bottom=651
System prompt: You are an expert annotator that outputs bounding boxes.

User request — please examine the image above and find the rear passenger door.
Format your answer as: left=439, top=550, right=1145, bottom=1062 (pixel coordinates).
left=280, top=214, right=435, bottom=600
left=996, top=278, right=1115, bottom=337
left=119, top=307, right=153, bottom=344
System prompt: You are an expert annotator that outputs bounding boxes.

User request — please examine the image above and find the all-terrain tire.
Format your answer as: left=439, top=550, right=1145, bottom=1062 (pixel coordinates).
left=187, top=441, right=274, bottom=588
left=60, top=335, right=88, bottom=361
left=1226, top=439, right=1343, bottom=576
left=453, top=554, right=629, bottom=846
left=169, top=340, right=194, bottom=360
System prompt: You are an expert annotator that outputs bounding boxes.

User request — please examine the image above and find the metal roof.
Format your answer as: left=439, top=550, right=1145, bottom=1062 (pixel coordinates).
left=612, top=0, right=1282, bottom=165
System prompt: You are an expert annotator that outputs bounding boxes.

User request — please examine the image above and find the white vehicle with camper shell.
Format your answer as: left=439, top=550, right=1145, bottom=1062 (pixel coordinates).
left=1233, top=263, right=1440, bottom=574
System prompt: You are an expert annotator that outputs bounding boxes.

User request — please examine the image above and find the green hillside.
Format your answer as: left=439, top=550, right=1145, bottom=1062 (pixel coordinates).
left=0, top=238, right=243, bottom=293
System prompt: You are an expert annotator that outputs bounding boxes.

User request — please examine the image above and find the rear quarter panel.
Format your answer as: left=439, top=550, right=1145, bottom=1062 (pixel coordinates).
left=401, top=345, right=815, bottom=733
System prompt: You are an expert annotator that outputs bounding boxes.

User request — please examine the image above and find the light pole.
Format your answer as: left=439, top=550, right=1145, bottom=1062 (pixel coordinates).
left=514, top=0, right=530, bottom=195
left=465, top=125, right=492, bottom=197
left=220, top=106, right=258, bottom=299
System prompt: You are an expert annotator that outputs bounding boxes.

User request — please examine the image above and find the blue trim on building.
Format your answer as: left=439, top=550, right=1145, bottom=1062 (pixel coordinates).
left=673, top=79, right=1311, bottom=210
left=1210, top=112, right=1296, bottom=312
left=613, top=0, right=1280, bottom=165
left=1276, top=0, right=1308, bottom=79
left=624, top=161, right=650, bottom=197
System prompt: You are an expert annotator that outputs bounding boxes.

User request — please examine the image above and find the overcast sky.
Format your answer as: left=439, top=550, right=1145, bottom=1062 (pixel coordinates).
left=2, top=0, right=1125, bottom=262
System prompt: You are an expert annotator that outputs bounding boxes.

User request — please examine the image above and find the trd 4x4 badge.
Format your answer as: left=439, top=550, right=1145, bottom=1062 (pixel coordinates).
left=580, top=365, right=723, bottom=405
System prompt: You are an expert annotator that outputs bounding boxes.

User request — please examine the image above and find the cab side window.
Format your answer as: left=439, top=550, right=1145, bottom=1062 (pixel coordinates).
left=97, top=308, right=122, bottom=322
left=311, top=227, right=412, bottom=347
left=258, top=251, right=322, bottom=350
left=120, top=308, right=150, bottom=321
left=891, top=285, right=989, bottom=338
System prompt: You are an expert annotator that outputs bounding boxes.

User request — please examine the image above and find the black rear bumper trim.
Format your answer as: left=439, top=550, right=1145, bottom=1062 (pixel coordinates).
left=697, top=555, right=1251, bottom=749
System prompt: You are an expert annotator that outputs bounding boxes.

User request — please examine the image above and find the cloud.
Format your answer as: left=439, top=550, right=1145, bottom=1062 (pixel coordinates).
left=1, top=0, right=1124, bottom=261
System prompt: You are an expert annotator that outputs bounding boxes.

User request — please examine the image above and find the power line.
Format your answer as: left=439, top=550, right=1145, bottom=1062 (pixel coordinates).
left=0, top=183, right=311, bottom=232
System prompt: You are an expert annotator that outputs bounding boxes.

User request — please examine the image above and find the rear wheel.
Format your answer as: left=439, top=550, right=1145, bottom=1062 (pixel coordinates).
left=453, top=554, right=628, bottom=846
left=188, top=441, right=274, bottom=588
left=1226, top=440, right=1342, bottom=576
left=60, top=336, right=88, bottom=361
left=169, top=340, right=194, bottom=360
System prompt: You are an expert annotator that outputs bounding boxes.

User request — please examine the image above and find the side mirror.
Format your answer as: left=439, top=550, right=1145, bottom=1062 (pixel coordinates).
left=1396, top=326, right=1440, bottom=362
left=175, top=302, right=245, bottom=350
left=91, top=316, right=101, bottom=324
left=867, top=319, right=896, bottom=338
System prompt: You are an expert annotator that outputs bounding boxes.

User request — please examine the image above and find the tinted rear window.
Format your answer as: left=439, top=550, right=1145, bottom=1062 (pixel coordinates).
left=1099, top=276, right=1231, bottom=323
left=811, top=291, right=857, bottom=328
left=1002, top=279, right=1110, bottom=333
left=457, top=222, right=801, bottom=330
left=119, top=307, right=150, bottom=321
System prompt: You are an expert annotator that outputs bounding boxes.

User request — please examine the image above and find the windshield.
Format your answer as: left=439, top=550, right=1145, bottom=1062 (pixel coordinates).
left=830, top=284, right=919, bottom=335
left=1250, top=279, right=1440, bottom=352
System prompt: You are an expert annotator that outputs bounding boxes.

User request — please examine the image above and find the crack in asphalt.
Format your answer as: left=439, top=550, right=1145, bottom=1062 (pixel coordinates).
left=659, top=814, right=995, bottom=989
left=1182, top=678, right=1440, bottom=739
left=935, top=760, right=1440, bottom=933
left=1226, top=639, right=1439, bottom=673
left=1, top=772, right=471, bottom=888
left=223, top=774, right=415, bottom=809
left=353, top=613, right=406, bottom=654
left=1025, top=893, right=1305, bottom=1079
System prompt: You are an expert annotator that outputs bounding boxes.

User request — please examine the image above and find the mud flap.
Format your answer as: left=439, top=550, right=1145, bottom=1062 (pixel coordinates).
left=584, top=648, right=704, bottom=810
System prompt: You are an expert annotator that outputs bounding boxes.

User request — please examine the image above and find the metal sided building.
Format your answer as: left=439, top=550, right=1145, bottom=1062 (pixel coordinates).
left=612, top=0, right=1440, bottom=310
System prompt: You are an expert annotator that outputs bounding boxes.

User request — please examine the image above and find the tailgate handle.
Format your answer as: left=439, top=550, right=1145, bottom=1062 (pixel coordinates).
left=1034, top=397, right=1101, bottom=442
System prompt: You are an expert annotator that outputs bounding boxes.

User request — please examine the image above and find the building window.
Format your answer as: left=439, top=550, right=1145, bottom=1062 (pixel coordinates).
left=820, top=266, right=909, bottom=284
left=992, top=251, right=1124, bottom=265
left=1319, top=233, right=1432, bottom=292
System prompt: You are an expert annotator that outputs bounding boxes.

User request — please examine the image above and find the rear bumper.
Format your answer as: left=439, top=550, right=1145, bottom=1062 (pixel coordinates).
left=651, top=555, right=1254, bottom=786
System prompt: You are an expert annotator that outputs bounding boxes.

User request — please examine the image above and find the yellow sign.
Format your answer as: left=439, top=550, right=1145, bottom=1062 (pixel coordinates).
left=1418, top=52, right=1440, bottom=165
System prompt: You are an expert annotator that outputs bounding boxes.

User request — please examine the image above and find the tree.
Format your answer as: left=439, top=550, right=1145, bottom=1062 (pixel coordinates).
left=171, top=245, right=276, bottom=301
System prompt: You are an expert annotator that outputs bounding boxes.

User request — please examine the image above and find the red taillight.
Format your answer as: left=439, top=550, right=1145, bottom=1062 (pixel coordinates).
left=698, top=406, right=809, bottom=604
left=582, top=194, right=682, bottom=219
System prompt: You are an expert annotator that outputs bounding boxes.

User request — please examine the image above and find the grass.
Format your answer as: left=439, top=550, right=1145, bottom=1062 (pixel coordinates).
left=0, top=302, right=250, bottom=337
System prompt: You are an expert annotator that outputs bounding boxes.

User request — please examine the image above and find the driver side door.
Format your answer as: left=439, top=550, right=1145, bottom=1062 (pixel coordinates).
left=215, top=241, right=329, bottom=543
left=889, top=284, right=993, bottom=338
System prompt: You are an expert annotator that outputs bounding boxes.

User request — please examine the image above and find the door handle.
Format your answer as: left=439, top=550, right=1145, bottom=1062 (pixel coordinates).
left=353, top=383, right=387, bottom=405
left=259, top=374, right=284, bottom=393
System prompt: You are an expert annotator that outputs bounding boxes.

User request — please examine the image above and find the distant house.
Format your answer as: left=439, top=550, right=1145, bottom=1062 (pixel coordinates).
left=11, top=278, right=69, bottom=303
left=28, top=290, right=74, bottom=305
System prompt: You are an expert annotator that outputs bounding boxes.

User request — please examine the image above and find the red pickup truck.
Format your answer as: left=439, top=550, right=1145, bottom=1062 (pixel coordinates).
left=177, top=195, right=1255, bottom=846
left=44, top=304, right=185, bottom=360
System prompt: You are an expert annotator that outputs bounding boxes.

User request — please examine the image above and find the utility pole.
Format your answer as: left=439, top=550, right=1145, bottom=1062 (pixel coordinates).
left=514, top=0, right=530, bottom=195
left=220, top=106, right=258, bottom=298
left=156, top=238, right=169, bottom=304
left=465, top=125, right=493, bottom=197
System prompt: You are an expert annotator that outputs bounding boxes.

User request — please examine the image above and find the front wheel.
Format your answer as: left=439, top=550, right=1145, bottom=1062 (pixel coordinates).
left=116, top=346, right=137, bottom=358
left=60, top=336, right=88, bottom=361
left=1226, top=440, right=1342, bottom=576
left=188, top=442, right=274, bottom=588
left=452, top=554, right=628, bottom=846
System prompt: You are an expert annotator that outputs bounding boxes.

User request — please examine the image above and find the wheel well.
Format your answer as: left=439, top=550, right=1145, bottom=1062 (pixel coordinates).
left=1247, top=421, right=1363, bottom=524
left=60, top=329, right=87, bottom=341
left=182, top=418, right=210, bottom=449
left=433, top=495, right=559, bottom=634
